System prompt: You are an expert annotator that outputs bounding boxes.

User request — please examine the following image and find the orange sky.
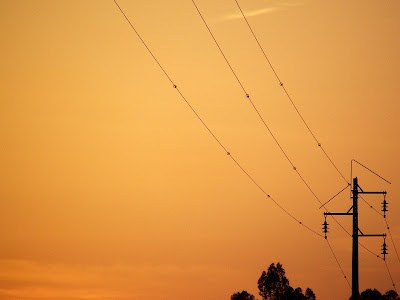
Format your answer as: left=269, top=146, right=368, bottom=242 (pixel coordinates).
left=0, top=1, right=399, bottom=299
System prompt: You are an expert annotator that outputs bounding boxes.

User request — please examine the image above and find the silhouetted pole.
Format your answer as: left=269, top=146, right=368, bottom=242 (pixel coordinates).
left=352, top=177, right=359, bottom=300
left=323, top=177, right=387, bottom=300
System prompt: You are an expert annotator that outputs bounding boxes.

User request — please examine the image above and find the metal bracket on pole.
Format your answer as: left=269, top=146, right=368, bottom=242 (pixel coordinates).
left=322, top=177, right=389, bottom=300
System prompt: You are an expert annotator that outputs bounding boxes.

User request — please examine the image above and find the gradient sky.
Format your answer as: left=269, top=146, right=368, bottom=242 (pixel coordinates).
left=1, top=1, right=399, bottom=299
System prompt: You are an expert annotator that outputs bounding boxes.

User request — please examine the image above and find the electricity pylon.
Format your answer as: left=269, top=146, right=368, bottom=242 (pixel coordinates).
left=323, top=177, right=387, bottom=300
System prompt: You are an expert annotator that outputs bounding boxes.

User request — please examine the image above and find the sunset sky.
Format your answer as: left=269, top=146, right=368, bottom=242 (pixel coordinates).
left=1, top=1, right=399, bottom=299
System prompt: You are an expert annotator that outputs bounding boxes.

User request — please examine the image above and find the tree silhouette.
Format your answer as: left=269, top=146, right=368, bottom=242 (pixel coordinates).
left=258, top=263, right=290, bottom=300
left=231, top=290, right=255, bottom=300
left=305, top=288, right=316, bottom=300
left=383, top=290, right=400, bottom=300
left=361, top=289, right=382, bottom=300
left=257, top=262, right=316, bottom=300
left=349, top=289, right=399, bottom=300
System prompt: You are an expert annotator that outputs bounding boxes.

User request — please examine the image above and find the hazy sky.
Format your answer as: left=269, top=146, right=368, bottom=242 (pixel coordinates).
left=1, top=1, right=399, bottom=299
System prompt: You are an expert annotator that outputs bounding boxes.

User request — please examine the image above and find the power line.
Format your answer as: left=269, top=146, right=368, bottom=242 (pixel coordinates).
left=191, top=1, right=392, bottom=290
left=233, top=0, right=349, bottom=184
left=384, top=260, right=398, bottom=294
left=360, top=195, right=383, bottom=216
left=319, top=184, right=350, bottom=209
left=190, top=1, right=386, bottom=284
left=233, top=0, right=399, bottom=272
left=190, top=0, right=385, bottom=260
left=114, top=0, right=349, bottom=290
left=111, top=2, right=350, bottom=285
left=350, top=160, right=399, bottom=263
left=352, top=159, right=391, bottom=185
left=230, top=0, right=396, bottom=269
left=227, top=0, right=399, bottom=292
left=113, top=1, right=174, bottom=86
left=191, top=0, right=335, bottom=210
left=385, top=218, right=400, bottom=263
left=326, top=238, right=351, bottom=289
left=113, top=0, right=321, bottom=239
left=350, top=159, right=400, bottom=266
left=113, top=0, right=393, bottom=292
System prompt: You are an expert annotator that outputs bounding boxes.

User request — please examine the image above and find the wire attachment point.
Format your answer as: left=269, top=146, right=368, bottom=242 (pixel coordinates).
left=381, top=235, right=388, bottom=261
left=323, top=215, right=329, bottom=239
left=382, top=194, right=388, bottom=218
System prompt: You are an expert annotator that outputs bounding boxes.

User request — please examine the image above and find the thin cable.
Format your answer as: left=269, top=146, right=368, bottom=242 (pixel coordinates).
left=191, top=0, right=384, bottom=257
left=326, top=239, right=351, bottom=289
left=233, top=0, right=349, bottom=184
left=352, top=159, right=391, bottom=184
left=114, top=0, right=383, bottom=274
left=229, top=154, right=323, bottom=238
left=191, top=0, right=247, bottom=95
left=351, top=161, right=383, bottom=216
left=113, top=0, right=174, bottom=86
left=385, top=218, right=400, bottom=263
left=192, top=0, right=324, bottom=208
left=232, top=0, right=393, bottom=287
left=191, top=0, right=368, bottom=247
left=350, top=160, right=395, bottom=259
left=319, top=184, right=350, bottom=209
left=360, top=195, right=383, bottom=216
left=113, top=0, right=321, bottom=239
left=191, top=0, right=297, bottom=167
left=384, top=260, right=398, bottom=294
left=359, top=241, right=381, bottom=259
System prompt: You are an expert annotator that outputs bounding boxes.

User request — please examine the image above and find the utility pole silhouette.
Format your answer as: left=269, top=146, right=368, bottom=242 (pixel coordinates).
left=323, top=177, right=387, bottom=300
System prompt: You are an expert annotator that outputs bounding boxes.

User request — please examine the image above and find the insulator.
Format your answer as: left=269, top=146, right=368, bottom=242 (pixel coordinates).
left=322, top=218, right=329, bottom=239
left=381, top=237, right=388, bottom=261
left=382, top=200, right=388, bottom=211
left=382, top=198, right=388, bottom=218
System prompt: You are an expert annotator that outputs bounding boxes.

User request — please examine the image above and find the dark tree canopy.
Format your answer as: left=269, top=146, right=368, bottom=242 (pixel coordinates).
left=349, top=289, right=399, bottom=300
left=361, top=289, right=382, bottom=300
left=258, top=263, right=290, bottom=300
left=383, top=290, right=400, bottom=300
left=231, top=290, right=255, bottom=300
left=305, top=288, right=316, bottom=300
left=257, top=262, right=316, bottom=300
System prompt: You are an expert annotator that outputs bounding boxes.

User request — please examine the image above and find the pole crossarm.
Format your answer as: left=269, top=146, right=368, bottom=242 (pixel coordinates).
left=324, top=212, right=353, bottom=216
left=359, top=234, right=386, bottom=237
left=359, top=191, right=387, bottom=195
left=322, top=177, right=390, bottom=300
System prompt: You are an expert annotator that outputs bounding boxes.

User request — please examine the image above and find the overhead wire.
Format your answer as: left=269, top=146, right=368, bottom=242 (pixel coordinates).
left=113, top=0, right=322, bottom=239
left=189, top=0, right=353, bottom=287
left=350, top=160, right=390, bottom=217
left=190, top=0, right=384, bottom=264
left=350, top=159, right=399, bottom=263
left=385, top=218, right=400, bottom=263
left=326, top=238, right=351, bottom=289
left=319, top=184, right=350, bottom=209
left=232, top=0, right=395, bottom=264
left=114, top=0, right=394, bottom=291
left=352, top=159, right=392, bottom=185
left=233, top=0, right=349, bottom=185
left=191, top=0, right=345, bottom=216
left=195, top=0, right=393, bottom=287
left=360, top=195, right=384, bottom=216
left=384, top=260, right=398, bottom=294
